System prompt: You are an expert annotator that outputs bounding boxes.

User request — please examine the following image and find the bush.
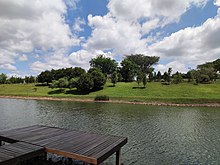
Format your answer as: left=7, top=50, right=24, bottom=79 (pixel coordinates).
left=76, top=73, right=94, bottom=92
left=161, top=82, right=171, bottom=85
left=94, top=95, right=110, bottom=101
left=69, top=78, right=78, bottom=88
left=111, top=71, right=118, bottom=86
left=90, top=69, right=107, bottom=90
left=173, top=73, right=183, bottom=84
left=200, top=74, right=210, bottom=83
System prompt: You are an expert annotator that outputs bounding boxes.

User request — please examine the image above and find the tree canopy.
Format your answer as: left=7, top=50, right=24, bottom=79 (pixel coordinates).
left=125, top=54, right=159, bottom=74
left=89, top=55, right=118, bottom=74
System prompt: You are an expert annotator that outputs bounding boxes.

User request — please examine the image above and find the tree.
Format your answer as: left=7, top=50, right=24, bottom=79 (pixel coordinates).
left=37, top=70, right=53, bottom=85
left=200, top=74, right=210, bottom=83
left=76, top=73, right=94, bottom=92
left=168, top=68, right=172, bottom=82
left=199, top=66, right=215, bottom=81
left=64, top=67, right=85, bottom=79
left=156, top=71, right=162, bottom=81
left=120, top=59, right=138, bottom=82
left=173, top=72, right=183, bottom=84
left=148, top=71, right=154, bottom=82
left=90, top=69, right=107, bottom=90
left=0, top=73, right=7, bottom=84
left=7, top=76, right=23, bottom=84
left=126, top=54, right=159, bottom=74
left=90, top=55, right=118, bottom=74
left=50, top=78, right=69, bottom=89
left=72, top=67, right=86, bottom=78
left=50, top=80, right=59, bottom=89
left=111, top=71, right=118, bottom=86
left=213, top=59, right=220, bottom=72
left=69, top=78, right=79, bottom=88
left=197, top=59, right=220, bottom=81
left=163, top=72, right=169, bottom=82
left=153, top=72, right=157, bottom=82
left=57, top=78, right=69, bottom=88
left=143, top=74, right=147, bottom=87
left=187, top=69, right=200, bottom=83
left=136, top=72, right=143, bottom=86
left=24, top=76, right=36, bottom=83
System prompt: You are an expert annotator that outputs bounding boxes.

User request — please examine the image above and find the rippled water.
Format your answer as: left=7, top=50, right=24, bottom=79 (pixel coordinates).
left=0, top=98, right=220, bottom=164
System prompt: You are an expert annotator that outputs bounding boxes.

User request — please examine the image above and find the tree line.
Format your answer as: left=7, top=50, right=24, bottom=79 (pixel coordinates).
left=35, top=54, right=159, bottom=92
left=0, top=74, right=36, bottom=84
left=0, top=55, right=219, bottom=93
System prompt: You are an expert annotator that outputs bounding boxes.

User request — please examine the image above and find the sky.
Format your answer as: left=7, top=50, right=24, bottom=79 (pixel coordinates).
left=0, top=0, right=220, bottom=77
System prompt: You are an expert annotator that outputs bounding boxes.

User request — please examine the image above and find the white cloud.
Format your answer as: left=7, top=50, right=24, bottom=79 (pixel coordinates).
left=141, top=18, right=160, bottom=35
left=81, top=0, right=209, bottom=69
left=76, top=0, right=220, bottom=74
left=19, top=54, right=28, bottom=62
left=108, top=0, right=207, bottom=23
left=1, top=0, right=219, bottom=75
left=31, top=49, right=113, bottom=73
left=155, top=61, right=188, bottom=74
left=73, top=17, right=86, bottom=33
left=69, top=49, right=113, bottom=70
left=64, top=0, right=79, bottom=9
left=0, top=0, right=79, bottom=73
left=214, top=0, right=220, bottom=6
left=85, top=14, right=147, bottom=55
left=147, top=14, right=220, bottom=73
left=0, top=64, right=16, bottom=71
left=31, top=49, right=72, bottom=72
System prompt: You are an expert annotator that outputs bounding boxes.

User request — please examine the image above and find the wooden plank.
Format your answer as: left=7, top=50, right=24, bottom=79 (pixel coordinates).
left=0, top=125, right=127, bottom=165
left=46, top=147, right=97, bottom=164
left=0, top=142, right=45, bottom=165
left=96, top=138, right=127, bottom=164
left=68, top=135, right=112, bottom=155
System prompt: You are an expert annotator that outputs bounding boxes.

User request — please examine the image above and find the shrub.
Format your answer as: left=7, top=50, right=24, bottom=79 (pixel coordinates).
left=94, top=95, right=110, bottom=101
left=90, top=69, right=107, bottom=90
left=111, top=71, right=118, bottom=86
left=76, top=73, right=94, bottom=92
left=69, top=78, right=78, bottom=88
left=173, top=73, right=183, bottom=84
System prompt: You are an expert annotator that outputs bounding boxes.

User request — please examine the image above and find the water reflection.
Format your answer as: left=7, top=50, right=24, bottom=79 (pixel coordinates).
left=0, top=98, right=220, bottom=164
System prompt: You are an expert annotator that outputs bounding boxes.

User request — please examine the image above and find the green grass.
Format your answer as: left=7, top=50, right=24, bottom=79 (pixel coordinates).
left=0, top=81, right=220, bottom=104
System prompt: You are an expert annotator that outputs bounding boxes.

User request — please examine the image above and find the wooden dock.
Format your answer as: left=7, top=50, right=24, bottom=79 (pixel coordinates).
left=0, top=125, right=127, bottom=165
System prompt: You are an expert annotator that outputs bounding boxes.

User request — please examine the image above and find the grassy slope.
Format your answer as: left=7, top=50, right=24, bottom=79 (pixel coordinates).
left=0, top=81, right=220, bottom=103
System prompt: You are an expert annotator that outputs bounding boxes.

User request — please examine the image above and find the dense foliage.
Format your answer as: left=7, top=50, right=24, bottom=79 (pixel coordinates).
left=90, top=55, right=118, bottom=74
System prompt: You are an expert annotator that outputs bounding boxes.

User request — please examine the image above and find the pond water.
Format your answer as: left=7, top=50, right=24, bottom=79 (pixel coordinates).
left=0, top=98, right=220, bottom=165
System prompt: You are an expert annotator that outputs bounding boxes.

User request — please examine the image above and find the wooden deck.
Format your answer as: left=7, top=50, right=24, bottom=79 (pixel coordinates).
left=0, top=125, right=127, bottom=165
left=0, top=141, right=44, bottom=165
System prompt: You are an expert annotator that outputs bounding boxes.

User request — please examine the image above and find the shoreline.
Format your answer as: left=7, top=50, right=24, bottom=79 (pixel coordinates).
left=0, top=95, right=220, bottom=107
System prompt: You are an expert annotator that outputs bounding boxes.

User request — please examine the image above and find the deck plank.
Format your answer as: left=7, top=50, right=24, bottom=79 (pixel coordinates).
left=0, top=125, right=127, bottom=165
left=0, top=142, right=45, bottom=165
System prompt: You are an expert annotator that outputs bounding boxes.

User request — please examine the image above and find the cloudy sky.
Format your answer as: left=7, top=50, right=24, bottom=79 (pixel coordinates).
left=0, top=0, right=220, bottom=76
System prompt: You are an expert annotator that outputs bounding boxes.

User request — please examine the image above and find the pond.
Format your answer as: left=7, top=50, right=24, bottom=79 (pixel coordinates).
left=0, top=98, right=219, bottom=164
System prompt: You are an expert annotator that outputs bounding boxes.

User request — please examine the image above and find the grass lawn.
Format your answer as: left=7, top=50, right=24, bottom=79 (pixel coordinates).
left=0, top=81, right=220, bottom=104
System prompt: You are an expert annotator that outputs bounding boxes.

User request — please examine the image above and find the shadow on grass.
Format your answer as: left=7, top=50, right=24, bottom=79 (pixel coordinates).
left=35, top=83, right=48, bottom=87
left=132, top=86, right=146, bottom=89
left=65, top=89, right=89, bottom=95
left=48, top=87, right=104, bottom=95
left=48, top=89, right=65, bottom=94
left=107, top=85, right=115, bottom=87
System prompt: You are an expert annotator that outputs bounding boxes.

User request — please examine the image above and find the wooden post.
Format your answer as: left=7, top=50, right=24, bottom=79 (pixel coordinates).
left=43, top=152, right=47, bottom=161
left=116, top=149, right=121, bottom=165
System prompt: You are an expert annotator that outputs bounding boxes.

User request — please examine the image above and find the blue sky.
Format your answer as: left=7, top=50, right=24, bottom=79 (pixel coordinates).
left=0, top=0, right=220, bottom=77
